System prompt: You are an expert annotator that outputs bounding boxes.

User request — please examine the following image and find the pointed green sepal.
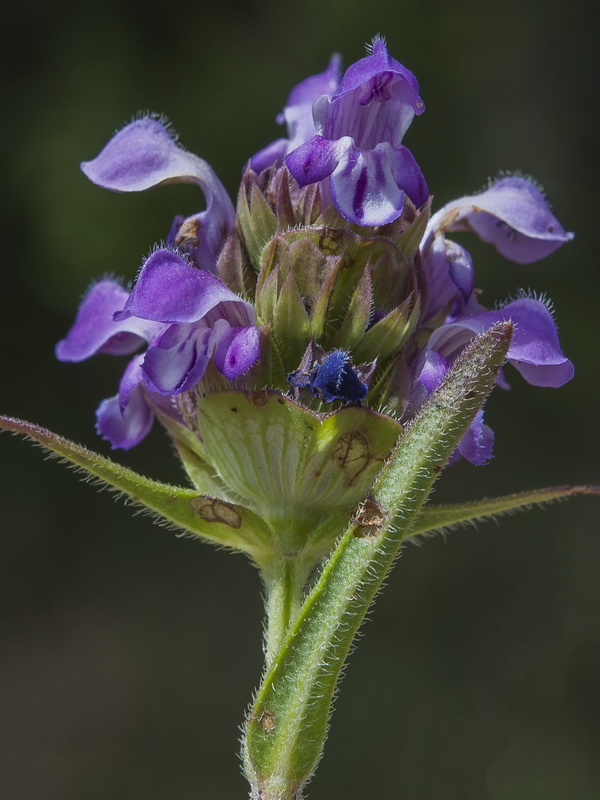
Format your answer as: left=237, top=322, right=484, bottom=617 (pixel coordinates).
left=242, top=323, right=513, bottom=800
left=255, top=266, right=279, bottom=325
left=308, top=256, right=343, bottom=341
left=396, top=196, right=432, bottom=259
left=0, top=415, right=272, bottom=556
left=272, top=166, right=296, bottom=230
left=333, top=265, right=372, bottom=350
left=369, top=351, right=411, bottom=416
left=352, top=293, right=419, bottom=364
left=237, top=168, right=278, bottom=270
left=409, top=485, right=600, bottom=539
left=214, top=226, right=253, bottom=298
left=273, top=271, right=311, bottom=365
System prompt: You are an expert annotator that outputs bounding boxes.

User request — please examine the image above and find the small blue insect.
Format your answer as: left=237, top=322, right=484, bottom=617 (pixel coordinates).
left=288, top=348, right=369, bottom=403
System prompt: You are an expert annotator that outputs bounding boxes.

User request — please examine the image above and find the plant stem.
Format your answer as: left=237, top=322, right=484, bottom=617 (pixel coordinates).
left=260, top=554, right=312, bottom=667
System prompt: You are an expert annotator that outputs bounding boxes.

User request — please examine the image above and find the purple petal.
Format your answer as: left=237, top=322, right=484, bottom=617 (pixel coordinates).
left=117, top=354, right=145, bottom=412
left=287, top=54, right=341, bottom=108
left=250, top=138, right=289, bottom=173
left=212, top=325, right=261, bottom=379
left=56, top=280, right=163, bottom=362
left=82, top=117, right=229, bottom=199
left=81, top=117, right=235, bottom=270
left=423, top=237, right=474, bottom=319
left=427, top=298, right=574, bottom=387
left=321, top=76, right=421, bottom=151
left=95, top=357, right=154, bottom=449
left=286, top=135, right=341, bottom=188
left=250, top=55, right=341, bottom=172
left=96, top=392, right=153, bottom=450
left=458, top=410, right=494, bottom=465
left=427, top=176, right=573, bottom=264
left=142, top=323, right=212, bottom=395
left=392, top=145, right=428, bottom=207
left=417, top=350, right=451, bottom=394
left=313, top=39, right=425, bottom=155
left=115, top=249, right=256, bottom=326
left=330, top=140, right=405, bottom=226
left=283, top=54, right=341, bottom=150
left=411, top=352, right=493, bottom=465
left=331, top=37, right=423, bottom=116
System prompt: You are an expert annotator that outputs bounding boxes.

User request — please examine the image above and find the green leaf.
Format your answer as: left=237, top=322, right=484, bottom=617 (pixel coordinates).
left=242, top=323, right=513, bottom=800
left=0, top=415, right=272, bottom=556
left=409, top=485, right=600, bottom=539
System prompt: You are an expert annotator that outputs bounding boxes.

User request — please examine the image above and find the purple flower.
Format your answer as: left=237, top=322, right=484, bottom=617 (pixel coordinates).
left=426, top=297, right=574, bottom=388
left=251, top=55, right=341, bottom=174
left=411, top=350, right=494, bottom=465
left=285, top=37, right=428, bottom=226
left=410, top=297, right=573, bottom=464
left=115, top=248, right=260, bottom=394
left=95, top=355, right=156, bottom=450
left=424, top=176, right=573, bottom=265
left=56, top=280, right=166, bottom=449
left=81, top=117, right=235, bottom=271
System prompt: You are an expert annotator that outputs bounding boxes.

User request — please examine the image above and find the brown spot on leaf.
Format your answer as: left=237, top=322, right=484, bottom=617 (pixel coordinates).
left=331, top=430, right=373, bottom=485
left=332, top=431, right=368, bottom=467
left=188, top=496, right=242, bottom=529
left=258, top=710, right=276, bottom=732
left=249, top=390, right=269, bottom=408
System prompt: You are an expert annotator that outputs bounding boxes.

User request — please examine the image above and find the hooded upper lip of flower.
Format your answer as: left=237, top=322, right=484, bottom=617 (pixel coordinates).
left=423, top=175, right=574, bottom=265
left=316, top=37, right=424, bottom=150
left=409, top=295, right=574, bottom=465
left=424, top=296, right=574, bottom=389
left=113, top=248, right=260, bottom=395
left=80, top=116, right=236, bottom=272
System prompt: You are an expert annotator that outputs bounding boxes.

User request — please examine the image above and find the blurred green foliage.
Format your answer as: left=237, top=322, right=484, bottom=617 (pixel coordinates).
left=1, top=1, right=598, bottom=798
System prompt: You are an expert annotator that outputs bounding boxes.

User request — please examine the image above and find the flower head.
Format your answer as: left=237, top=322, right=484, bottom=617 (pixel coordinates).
left=59, top=38, right=573, bottom=474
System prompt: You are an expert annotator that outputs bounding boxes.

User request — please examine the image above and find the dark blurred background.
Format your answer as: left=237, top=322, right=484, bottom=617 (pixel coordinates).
left=1, top=1, right=598, bottom=798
